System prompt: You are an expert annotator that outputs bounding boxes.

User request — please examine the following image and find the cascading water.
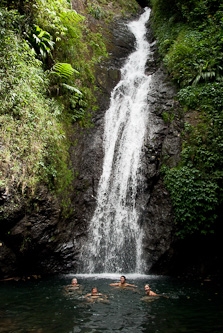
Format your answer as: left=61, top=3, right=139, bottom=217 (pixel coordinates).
left=80, top=8, right=153, bottom=273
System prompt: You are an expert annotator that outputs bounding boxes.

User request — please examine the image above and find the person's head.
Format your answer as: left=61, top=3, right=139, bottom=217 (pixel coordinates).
left=71, top=278, right=78, bottom=285
left=120, top=276, right=126, bottom=284
left=91, top=287, right=98, bottom=294
left=144, top=284, right=150, bottom=293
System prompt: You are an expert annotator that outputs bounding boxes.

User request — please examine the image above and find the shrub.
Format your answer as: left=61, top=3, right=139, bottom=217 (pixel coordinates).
left=163, top=166, right=219, bottom=238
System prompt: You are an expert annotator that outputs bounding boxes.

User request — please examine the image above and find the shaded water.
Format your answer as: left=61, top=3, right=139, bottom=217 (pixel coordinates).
left=80, top=8, right=153, bottom=274
left=1, top=274, right=222, bottom=332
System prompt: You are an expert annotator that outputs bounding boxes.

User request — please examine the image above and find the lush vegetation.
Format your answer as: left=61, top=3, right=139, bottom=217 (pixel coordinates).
left=4, top=0, right=222, bottom=240
left=0, top=0, right=139, bottom=216
left=150, top=0, right=223, bottom=238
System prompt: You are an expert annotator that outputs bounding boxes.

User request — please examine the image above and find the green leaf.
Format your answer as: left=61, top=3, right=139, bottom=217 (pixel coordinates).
left=61, top=83, right=82, bottom=95
left=52, top=62, right=79, bottom=80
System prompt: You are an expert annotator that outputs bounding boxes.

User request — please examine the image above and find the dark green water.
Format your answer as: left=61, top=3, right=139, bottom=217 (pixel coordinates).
left=0, top=273, right=222, bottom=333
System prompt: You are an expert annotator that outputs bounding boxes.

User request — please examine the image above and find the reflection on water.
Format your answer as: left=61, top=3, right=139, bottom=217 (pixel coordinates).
left=0, top=274, right=223, bottom=332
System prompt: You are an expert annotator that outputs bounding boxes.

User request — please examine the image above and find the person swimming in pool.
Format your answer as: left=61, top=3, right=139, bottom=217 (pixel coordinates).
left=144, top=284, right=159, bottom=296
left=109, top=275, right=137, bottom=288
left=64, top=278, right=82, bottom=293
left=84, top=287, right=108, bottom=303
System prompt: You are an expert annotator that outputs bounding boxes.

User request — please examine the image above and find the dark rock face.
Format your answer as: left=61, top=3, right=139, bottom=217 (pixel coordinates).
left=149, top=234, right=223, bottom=279
left=0, top=186, right=78, bottom=278
left=136, top=0, right=149, bottom=8
left=138, top=32, right=183, bottom=270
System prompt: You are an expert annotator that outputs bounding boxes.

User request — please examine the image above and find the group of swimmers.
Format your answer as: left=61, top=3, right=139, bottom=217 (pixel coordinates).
left=64, top=275, right=160, bottom=302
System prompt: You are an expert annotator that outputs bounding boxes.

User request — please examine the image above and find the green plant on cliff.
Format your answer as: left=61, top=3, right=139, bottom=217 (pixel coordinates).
left=26, top=24, right=55, bottom=59
left=0, top=17, right=72, bottom=197
left=87, top=4, right=105, bottom=20
left=48, top=62, right=90, bottom=124
left=151, top=0, right=223, bottom=238
left=49, top=62, right=81, bottom=94
left=0, top=0, right=108, bottom=211
left=1, top=0, right=139, bottom=217
left=163, top=166, right=219, bottom=238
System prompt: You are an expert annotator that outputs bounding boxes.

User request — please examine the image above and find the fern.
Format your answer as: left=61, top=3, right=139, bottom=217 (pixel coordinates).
left=61, top=83, right=82, bottom=95
left=48, top=63, right=82, bottom=97
left=52, top=62, right=79, bottom=81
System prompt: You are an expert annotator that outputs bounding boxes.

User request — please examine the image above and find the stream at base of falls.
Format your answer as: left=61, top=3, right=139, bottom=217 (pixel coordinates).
left=0, top=274, right=222, bottom=333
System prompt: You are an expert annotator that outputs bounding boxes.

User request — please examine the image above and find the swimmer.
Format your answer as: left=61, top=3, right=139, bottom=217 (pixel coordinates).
left=144, top=284, right=159, bottom=296
left=142, top=284, right=169, bottom=301
left=84, top=287, right=108, bottom=303
left=64, top=278, right=82, bottom=293
left=109, top=275, right=137, bottom=288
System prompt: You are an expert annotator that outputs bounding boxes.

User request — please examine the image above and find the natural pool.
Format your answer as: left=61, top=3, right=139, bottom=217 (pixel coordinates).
left=0, top=273, right=222, bottom=332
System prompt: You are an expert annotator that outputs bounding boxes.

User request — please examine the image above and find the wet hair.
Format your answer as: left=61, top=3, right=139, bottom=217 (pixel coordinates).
left=120, top=275, right=126, bottom=281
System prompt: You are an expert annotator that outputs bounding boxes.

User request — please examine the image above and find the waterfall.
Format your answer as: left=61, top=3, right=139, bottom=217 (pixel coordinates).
left=80, top=8, right=152, bottom=273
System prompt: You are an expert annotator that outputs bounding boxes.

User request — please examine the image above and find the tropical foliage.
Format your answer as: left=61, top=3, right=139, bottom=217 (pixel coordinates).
left=0, top=0, right=139, bottom=217
left=150, top=0, right=223, bottom=238
left=0, top=11, right=71, bottom=200
left=27, top=24, right=55, bottom=59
